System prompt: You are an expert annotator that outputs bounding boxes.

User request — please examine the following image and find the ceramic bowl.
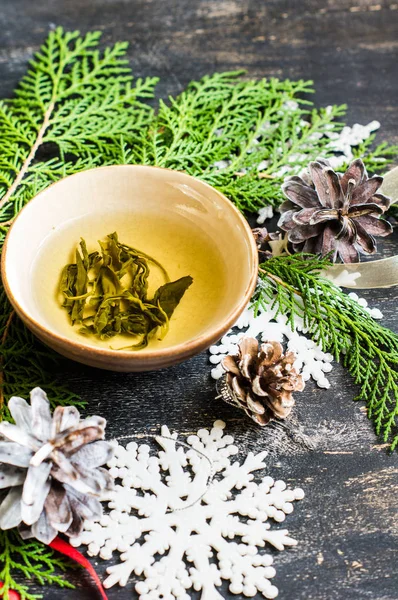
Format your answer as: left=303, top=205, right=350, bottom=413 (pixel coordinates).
left=1, top=165, right=258, bottom=371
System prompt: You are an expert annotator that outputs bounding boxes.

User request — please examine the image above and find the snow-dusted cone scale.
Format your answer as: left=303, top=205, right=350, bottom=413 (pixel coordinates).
left=219, top=337, right=305, bottom=425
left=278, top=158, right=392, bottom=263
left=0, top=388, right=114, bottom=544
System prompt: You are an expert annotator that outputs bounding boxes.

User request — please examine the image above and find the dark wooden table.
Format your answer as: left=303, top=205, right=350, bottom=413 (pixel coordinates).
left=1, top=1, right=398, bottom=599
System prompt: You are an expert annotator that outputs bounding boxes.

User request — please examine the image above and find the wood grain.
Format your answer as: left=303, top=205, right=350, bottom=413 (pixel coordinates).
left=0, top=0, right=397, bottom=598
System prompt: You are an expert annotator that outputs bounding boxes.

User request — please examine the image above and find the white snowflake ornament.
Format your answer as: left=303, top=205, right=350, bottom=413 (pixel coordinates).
left=72, top=421, right=304, bottom=600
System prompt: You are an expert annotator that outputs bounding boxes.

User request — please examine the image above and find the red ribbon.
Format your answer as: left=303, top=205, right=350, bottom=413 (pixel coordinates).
left=49, top=536, right=108, bottom=600
left=0, top=582, right=21, bottom=599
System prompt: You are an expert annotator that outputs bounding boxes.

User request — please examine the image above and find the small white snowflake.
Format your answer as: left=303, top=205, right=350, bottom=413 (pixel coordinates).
left=325, top=120, right=380, bottom=167
left=209, top=305, right=334, bottom=389
left=72, top=421, right=305, bottom=600
left=347, top=292, right=383, bottom=320
left=255, top=118, right=379, bottom=188
left=321, top=268, right=362, bottom=288
left=256, top=206, right=274, bottom=224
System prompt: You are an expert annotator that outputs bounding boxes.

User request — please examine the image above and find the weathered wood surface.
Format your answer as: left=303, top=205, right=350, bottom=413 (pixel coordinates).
left=1, top=0, right=398, bottom=598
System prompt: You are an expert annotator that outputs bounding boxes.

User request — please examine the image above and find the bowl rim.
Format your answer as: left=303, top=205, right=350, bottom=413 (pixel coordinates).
left=1, top=164, right=258, bottom=361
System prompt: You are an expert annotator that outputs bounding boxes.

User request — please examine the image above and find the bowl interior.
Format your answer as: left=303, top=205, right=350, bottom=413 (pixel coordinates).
left=3, top=165, right=256, bottom=356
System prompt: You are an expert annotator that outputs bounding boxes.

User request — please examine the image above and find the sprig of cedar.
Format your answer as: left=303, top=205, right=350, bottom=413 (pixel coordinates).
left=0, top=288, right=84, bottom=422
left=0, top=531, right=74, bottom=600
left=0, top=26, right=396, bottom=600
left=0, top=27, right=157, bottom=230
left=256, top=255, right=398, bottom=450
left=127, top=72, right=397, bottom=212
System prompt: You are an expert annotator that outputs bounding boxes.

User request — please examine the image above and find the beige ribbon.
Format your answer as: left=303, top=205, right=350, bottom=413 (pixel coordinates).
left=325, top=166, right=398, bottom=289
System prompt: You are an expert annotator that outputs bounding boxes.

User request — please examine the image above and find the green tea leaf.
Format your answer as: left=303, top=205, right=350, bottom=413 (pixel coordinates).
left=88, top=251, right=101, bottom=269
left=59, top=264, right=77, bottom=314
left=80, top=238, right=89, bottom=270
left=93, top=295, right=120, bottom=334
left=70, top=246, right=88, bottom=324
left=122, top=291, right=149, bottom=313
left=98, top=265, right=122, bottom=296
left=153, top=276, right=193, bottom=318
left=105, top=232, right=122, bottom=271
left=59, top=233, right=193, bottom=349
left=131, top=258, right=150, bottom=299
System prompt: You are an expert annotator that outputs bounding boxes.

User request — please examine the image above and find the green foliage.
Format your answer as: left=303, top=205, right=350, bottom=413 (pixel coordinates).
left=126, top=71, right=397, bottom=212
left=0, top=290, right=84, bottom=424
left=127, top=72, right=348, bottom=212
left=0, top=27, right=157, bottom=228
left=256, top=255, right=398, bottom=450
left=351, top=134, right=398, bottom=176
left=0, top=531, right=74, bottom=600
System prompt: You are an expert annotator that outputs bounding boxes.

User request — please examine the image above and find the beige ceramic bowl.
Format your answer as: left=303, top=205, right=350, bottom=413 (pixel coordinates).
left=2, top=165, right=258, bottom=371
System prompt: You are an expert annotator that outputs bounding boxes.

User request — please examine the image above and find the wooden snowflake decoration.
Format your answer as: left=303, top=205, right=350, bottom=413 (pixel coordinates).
left=71, top=421, right=305, bottom=600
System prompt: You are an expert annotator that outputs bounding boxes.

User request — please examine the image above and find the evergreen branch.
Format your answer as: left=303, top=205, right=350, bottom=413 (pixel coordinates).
left=124, top=71, right=396, bottom=212
left=0, top=26, right=157, bottom=221
left=0, top=531, right=74, bottom=600
left=351, top=135, right=398, bottom=174
left=0, top=102, right=54, bottom=210
left=0, top=292, right=84, bottom=425
left=0, top=311, right=14, bottom=417
left=255, top=255, right=398, bottom=449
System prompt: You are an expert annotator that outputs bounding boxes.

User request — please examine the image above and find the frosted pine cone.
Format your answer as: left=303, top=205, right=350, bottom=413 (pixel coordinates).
left=220, top=337, right=304, bottom=425
left=278, top=158, right=392, bottom=263
left=0, top=388, right=113, bottom=544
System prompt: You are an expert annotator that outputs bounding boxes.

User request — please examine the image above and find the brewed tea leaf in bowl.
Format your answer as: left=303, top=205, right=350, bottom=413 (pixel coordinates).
left=59, top=232, right=193, bottom=350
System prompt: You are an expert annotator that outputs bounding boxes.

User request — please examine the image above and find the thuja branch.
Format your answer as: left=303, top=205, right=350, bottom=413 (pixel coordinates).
left=258, top=268, right=297, bottom=294
left=0, top=103, right=54, bottom=212
left=0, top=310, right=14, bottom=418
left=0, top=27, right=157, bottom=224
left=0, top=530, right=75, bottom=600
left=255, top=255, right=398, bottom=450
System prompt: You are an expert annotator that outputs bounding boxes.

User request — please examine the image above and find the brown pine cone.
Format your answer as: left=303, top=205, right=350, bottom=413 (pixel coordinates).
left=251, top=227, right=281, bottom=260
left=278, top=158, right=392, bottom=263
left=219, top=337, right=304, bottom=425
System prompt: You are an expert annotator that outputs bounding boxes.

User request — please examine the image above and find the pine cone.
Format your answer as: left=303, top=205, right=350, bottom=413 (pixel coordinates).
left=220, top=337, right=304, bottom=425
left=0, top=388, right=113, bottom=544
left=278, top=158, right=392, bottom=263
left=252, top=227, right=281, bottom=260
